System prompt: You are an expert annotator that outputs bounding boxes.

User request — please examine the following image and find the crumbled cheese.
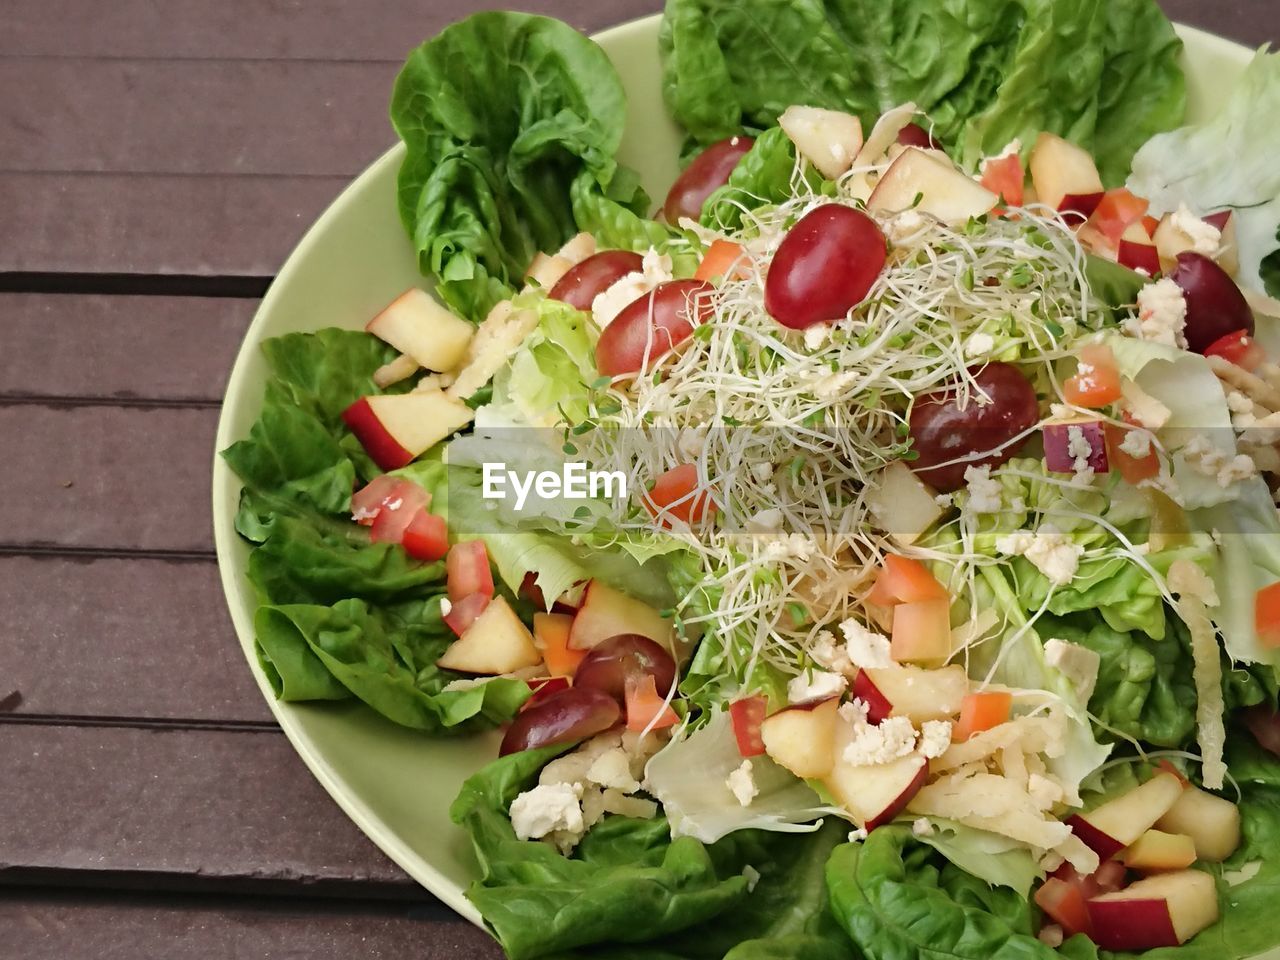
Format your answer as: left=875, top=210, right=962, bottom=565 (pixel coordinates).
left=996, top=524, right=1082, bottom=586
left=510, top=782, right=584, bottom=843
left=788, top=670, right=847, bottom=704
left=726, top=760, right=758, bottom=807
left=676, top=424, right=707, bottom=460
left=1128, top=278, right=1188, bottom=349
left=809, top=630, right=855, bottom=674
left=1027, top=773, right=1065, bottom=811
left=590, top=247, right=674, bottom=328
left=1044, top=639, right=1101, bottom=702
left=751, top=462, right=775, bottom=483
left=912, top=817, right=936, bottom=838
left=1170, top=202, right=1222, bottom=256
left=843, top=715, right=918, bottom=766
left=814, top=370, right=859, bottom=399
left=1118, top=427, right=1153, bottom=459
left=1227, top=391, right=1255, bottom=415
left=586, top=748, right=642, bottom=793
left=1218, top=453, right=1258, bottom=487
left=763, top=533, right=817, bottom=562
left=919, top=720, right=953, bottom=759
left=1182, top=435, right=1258, bottom=488
left=934, top=493, right=954, bottom=508
left=1138, top=468, right=1185, bottom=506
left=963, top=332, right=996, bottom=358
left=741, top=864, right=762, bottom=892
left=839, top=619, right=893, bottom=669
left=803, top=324, right=831, bottom=351
left=1038, top=925, right=1065, bottom=949
left=964, top=465, right=1003, bottom=514
left=746, top=508, right=785, bottom=534
left=885, top=209, right=928, bottom=245
left=848, top=828, right=869, bottom=843
left=1066, top=425, right=1092, bottom=462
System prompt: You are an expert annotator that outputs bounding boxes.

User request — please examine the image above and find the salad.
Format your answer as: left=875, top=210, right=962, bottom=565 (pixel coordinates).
left=223, top=2, right=1280, bottom=958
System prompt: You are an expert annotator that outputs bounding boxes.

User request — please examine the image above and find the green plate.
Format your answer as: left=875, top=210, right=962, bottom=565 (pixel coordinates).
left=212, top=13, right=1256, bottom=933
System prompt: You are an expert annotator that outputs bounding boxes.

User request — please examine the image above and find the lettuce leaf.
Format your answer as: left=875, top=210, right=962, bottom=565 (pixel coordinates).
left=700, top=127, right=828, bottom=232
left=391, top=13, right=649, bottom=320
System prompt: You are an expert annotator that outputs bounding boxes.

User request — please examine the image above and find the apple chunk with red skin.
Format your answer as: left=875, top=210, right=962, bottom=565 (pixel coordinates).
left=760, top=697, right=841, bottom=779
left=1087, top=870, right=1219, bottom=951
left=342, top=390, right=475, bottom=471
left=867, top=147, right=998, bottom=226
left=862, top=664, right=968, bottom=723
left=366, top=288, right=474, bottom=373
left=1117, top=221, right=1160, bottom=276
left=852, top=671, right=894, bottom=724
left=823, top=751, right=929, bottom=831
left=1029, top=132, right=1104, bottom=218
left=567, top=580, right=673, bottom=650
left=436, top=596, right=542, bottom=674
left=1067, top=771, right=1185, bottom=859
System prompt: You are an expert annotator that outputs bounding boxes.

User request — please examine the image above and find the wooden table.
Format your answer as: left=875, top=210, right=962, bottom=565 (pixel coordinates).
left=0, top=1, right=1273, bottom=955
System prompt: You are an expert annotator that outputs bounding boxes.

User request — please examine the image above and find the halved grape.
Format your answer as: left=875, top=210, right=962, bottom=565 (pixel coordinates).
left=572, top=634, right=677, bottom=705
left=499, top=687, right=621, bottom=757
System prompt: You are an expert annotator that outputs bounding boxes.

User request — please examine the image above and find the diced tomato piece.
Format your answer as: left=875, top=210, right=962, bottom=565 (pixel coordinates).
left=1141, top=214, right=1160, bottom=238
left=624, top=673, right=680, bottom=732
left=729, top=696, right=768, bottom=757
left=642, top=463, right=716, bottom=525
left=1205, top=330, right=1265, bottom=372
left=401, top=509, right=448, bottom=562
left=520, top=676, right=571, bottom=712
left=532, top=613, right=586, bottom=677
left=1256, top=581, right=1280, bottom=648
left=1063, top=343, right=1122, bottom=408
left=1155, top=759, right=1190, bottom=788
left=1084, top=188, right=1149, bottom=248
left=953, top=691, right=1012, bottom=742
left=979, top=153, right=1024, bottom=213
left=351, top=475, right=406, bottom=525
left=872, top=554, right=948, bottom=605
left=1034, top=878, right=1092, bottom=938
left=694, top=239, right=746, bottom=283
left=1104, top=421, right=1160, bottom=484
left=443, top=592, right=490, bottom=637
left=368, top=482, right=430, bottom=544
left=446, top=540, right=494, bottom=603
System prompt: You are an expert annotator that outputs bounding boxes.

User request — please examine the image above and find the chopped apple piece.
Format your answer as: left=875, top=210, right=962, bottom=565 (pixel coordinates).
left=1067, top=771, right=1185, bottom=859
left=556, top=232, right=597, bottom=265
left=760, top=697, right=841, bottom=779
left=778, top=105, right=864, bottom=180
left=862, top=664, right=967, bottom=722
left=1155, top=785, right=1241, bottom=862
left=852, top=670, right=893, bottom=724
left=366, top=288, right=474, bottom=373
left=866, top=461, right=944, bottom=547
left=341, top=390, right=475, bottom=471
left=525, top=253, right=574, bottom=291
left=1029, top=133, right=1104, bottom=217
left=853, top=103, right=918, bottom=168
left=1087, top=870, right=1219, bottom=950
left=824, top=749, right=929, bottom=830
left=1117, top=220, right=1160, bottom=276
left=1205, top=210, right=1240, bottom=276
left=867, top=147, right=998, bottom=225
left=568, top=580, right=673, bottom=650
left=889, top=597, right=951, bottom=663
left=1121, top=829, right=1197, bottom=872
left=437, top=596, right=541, bottom=674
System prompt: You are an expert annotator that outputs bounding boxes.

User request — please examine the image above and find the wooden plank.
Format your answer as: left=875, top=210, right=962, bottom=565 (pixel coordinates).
left=0, top=59, right=395, bottom=177
left=0, top=556, right=271, bottom=723
left=1, top=295, right=252, bottom=402
left=0, top=172, right=344, bottom=276
left=0, top=724, right=416, bottom=893
left=0, top=0, right=663, bottom=59
left=0, top=405, right=216, bottom=553
left=1, top=889, right=501, bottom=960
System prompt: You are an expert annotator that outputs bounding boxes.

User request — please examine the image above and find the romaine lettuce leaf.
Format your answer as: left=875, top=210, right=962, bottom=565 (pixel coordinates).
left=699, top=127, right=827, bottom=232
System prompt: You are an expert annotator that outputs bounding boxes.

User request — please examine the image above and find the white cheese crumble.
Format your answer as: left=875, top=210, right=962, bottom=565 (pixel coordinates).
left=590, top=247, right=674, bottom=328
left=996, top=524, right=1082, bottom=586
left=803, top=324, right=831, bottom=351
left=510, top=782, right=584, bottom=843
left=746, top=508, right=785, bottom=534
left=1044, top=639, right=1101, bottom=702
left=912, top=817, right=937, bottom=838
left=586, top=748, right=642, bottom=793
left=763, top=533, right=818, bottom=562
left=726, top=760, right=758, bottom=807
left=1118, top=427, right=1153, bottom=459
left=1182, top=434, right=1259, bottom=488
left=1065, top=425, right=1096, bottom=484
left=885, top=209, right=928, bottom=245
left=787, top=669, right=847, bottom=705
left=741, top=864, right=762, bottom=892
left=810, top=631, right=855, bottom=675
left=1128, top=278, right=1188, bottom=349
left=839, top=619, right=893, bottom=669
left=843, top=713, right=918, bottom=766
left=919, top=720, right=953, bottom=759
left=1227, top=391, right=1254, bottom=415
left=1170, top=202, right=1222, bottom=256
left=751, top=461, right=775, bottom=483
left=848, top=828, right=869, bottom=843
left=964, top=464, right=1003, bottom=514
left=963, top=332, right=996, bottom=358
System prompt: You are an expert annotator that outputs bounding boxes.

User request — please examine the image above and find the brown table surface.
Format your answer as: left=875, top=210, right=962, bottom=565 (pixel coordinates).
left=1, top=1, right=1276, bottom=956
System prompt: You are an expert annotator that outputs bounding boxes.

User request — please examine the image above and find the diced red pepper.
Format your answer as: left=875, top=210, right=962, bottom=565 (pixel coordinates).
left=369, top=482, right=430, bottom=544
left=401, top=509, right=448, bottom=562
left=1204, top=330, right=1265, bottom=373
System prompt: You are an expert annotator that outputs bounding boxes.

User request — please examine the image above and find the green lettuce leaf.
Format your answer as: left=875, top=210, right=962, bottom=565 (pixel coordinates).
left=391, top=12, right=649, bottom=320
left=700, top=127, right=827, bottom=232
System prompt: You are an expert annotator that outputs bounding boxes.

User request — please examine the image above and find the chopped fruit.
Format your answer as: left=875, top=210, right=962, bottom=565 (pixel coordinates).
left=1043, top=419, right=1109, bottom=475
left=366, top=288, right=474, bottom=373
left=525, top=252, right=574, bottom=291
left=867, top=147, right=998, bottom=225
left=1081, top=188, right=1149, bottom=251
left=1155, top=759, right=1189, bottom=787
left=979, top=152, right=1025, bottom=211
left=1086, top=870, right=1219, bottom=950
left=953, top=691, right=1012, bottom=742
left=446, top=540, right=495, bottom=603
left=1063, top=343, right=1123, bottom=408
left=1118, top=220, right=1161, bottom=275
left=443, top=592, right=490, bottom=637
left=824, top=749, right=929, bottom=830
left=532, top=613, right=586, bottom=678
left=1035, top=878, right=1092, bottom=938
left=369, top=483, right=430, bottom=545
left=1205, top=210, right=1241, bottom=275
left=1205, top=330, right=1265, bottom=372
left=520, top=676, right=571, bottom=711
left=865, top=461, right=944, bottom=548
left=341, top=390, right=475, bottom=471
left=1121, top=829, right=1198, bottom=872
left=729, top=696, right=769, bottom=757
left=890, top=597, right=951, bottom=663
left=1142, top=214, right=1160, bottom=238
left=568, top=580, right=673, bottom=650
left=352, top=476, right=427, bottom=527
left=778, top=105, right=864, bottom=180
left=500, top=687, right=621, bottom=757
left=760, top=696, right=841, bottom=779
left=624, top=673, right=679, bottom=732
left=401, top=510, right=449, bottom=562
left=870, top=555, right=948, bottom=605
left=694, top=239, right=746, bottom=283
left=642, top=463, right=716, bottom=525
left=437, top=596, right=541, bottom=674
left=1067, top=771, right=1186, bottom=859
left=1105, top=421, right=1160, bottom=484
left=1156, top=784, right=1241, bottom=862
left=852, top=670, right=894, bottom=724
left=862, top=664, right=968, bottom=723
left=1029, top=133, right=1104, bottom=217
left=1256, top=581, right=1280, bottom=648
